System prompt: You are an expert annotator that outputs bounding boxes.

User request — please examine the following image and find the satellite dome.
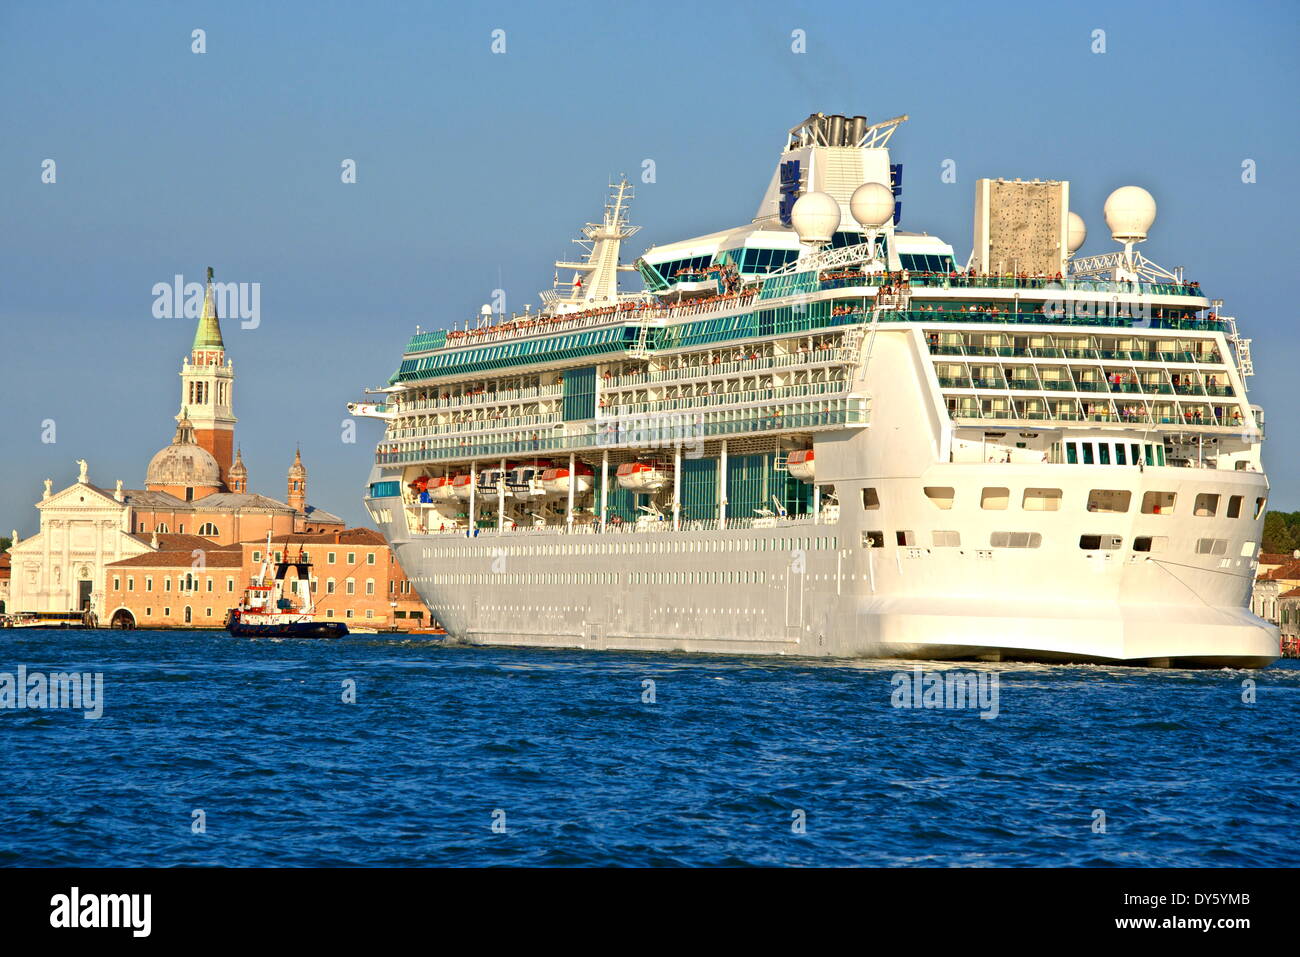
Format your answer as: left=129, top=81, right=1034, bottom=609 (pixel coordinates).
left=1067, top=211, right=1087, bottom=254
left=849, top=182, right=895, bottom=229
left=1103, top=186, right=1156, bottom=242
left=790, top=191, right=840, bottom=245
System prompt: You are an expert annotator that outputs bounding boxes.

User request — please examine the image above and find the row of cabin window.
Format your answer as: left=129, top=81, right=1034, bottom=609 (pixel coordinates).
left=863, top=530, right=1248, bottom=555
left=863, top=487, right=1264, bottom=519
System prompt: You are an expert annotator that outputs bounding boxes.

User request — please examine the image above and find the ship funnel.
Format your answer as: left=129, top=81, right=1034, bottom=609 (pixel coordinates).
left=846, top=115, right=867, bottom=146
left=827, top=114, right=845, bottom=147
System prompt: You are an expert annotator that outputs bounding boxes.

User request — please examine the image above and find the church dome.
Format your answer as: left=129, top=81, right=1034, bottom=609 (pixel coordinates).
left=146, top=413, right=222, bottom=490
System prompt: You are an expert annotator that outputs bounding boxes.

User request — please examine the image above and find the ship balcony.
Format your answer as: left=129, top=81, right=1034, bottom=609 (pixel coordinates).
left=603, top=380, right=849, bottom=417
left=385, top=411, right=562, bottom=442
left=945, top=399, right=1246, bottom=431
left=392, top=383, right=563, bottom=412
left=602, top=347, right=848, bottom=388
left=889, top=308, right=1225, bottom=333
left=903, top=272, right=1206, bottom=298
left=933, top=344, right=1225, bottom=364
left=375, top=397, right=869, bottom=466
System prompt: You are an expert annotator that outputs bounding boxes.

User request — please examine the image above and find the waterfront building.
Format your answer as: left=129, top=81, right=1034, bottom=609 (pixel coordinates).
left=0, top=550, right=9, bottom=614
left=101, top=528, right=430, bottom=630
left=1278, top=588, right=1300, bottom=657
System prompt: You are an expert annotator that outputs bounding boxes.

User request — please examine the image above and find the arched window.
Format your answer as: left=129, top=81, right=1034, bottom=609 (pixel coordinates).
left=156, top=523, right=169, bottom=533
left=197, top=522, right=219, bottom=536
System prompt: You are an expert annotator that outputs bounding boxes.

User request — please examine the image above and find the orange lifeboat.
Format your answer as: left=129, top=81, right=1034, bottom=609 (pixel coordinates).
left=787, top=448, right=815, bottom=482
left=428, top=476, right=456, bottom=503
left=540, top=463, right=594, bottom=496
left=616, top=460, right=672, bottom=492
left=451, top=473, right=475, bottom=501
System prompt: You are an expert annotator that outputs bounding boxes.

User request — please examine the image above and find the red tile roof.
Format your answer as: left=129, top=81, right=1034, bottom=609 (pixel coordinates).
left=1258, top=552, right=1294, bottom=566
left=128, top=532, right=241, bottom=551
left=1280, top=587, right=1300, bottom=600
left=237, top=528, right=386, bottom=546
left=1263, top=561, right=1300, bottom=581
left=108, top=550, right=245, bottom=569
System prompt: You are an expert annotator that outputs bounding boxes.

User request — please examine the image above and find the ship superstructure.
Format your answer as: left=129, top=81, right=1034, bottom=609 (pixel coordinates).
left=351, top=111, right=1278, bottom=667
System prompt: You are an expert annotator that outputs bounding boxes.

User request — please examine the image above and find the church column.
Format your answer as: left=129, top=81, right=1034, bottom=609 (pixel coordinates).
left=42, top=520, right=53, bottom=609
left=61, top=520, right=71, bottom=610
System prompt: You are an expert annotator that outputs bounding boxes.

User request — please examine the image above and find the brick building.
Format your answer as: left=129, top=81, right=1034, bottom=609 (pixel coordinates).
left=1277, top=587, right=1300, bottom=658
left=101, top=529, right=431, bottom=631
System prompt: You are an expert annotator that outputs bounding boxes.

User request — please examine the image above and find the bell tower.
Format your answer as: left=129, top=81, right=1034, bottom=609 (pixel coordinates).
left=180, top=267, right=237, bottom=486
left=287, top=448, right=306, bottom=512
left=228, top=447, right=248, bottom=494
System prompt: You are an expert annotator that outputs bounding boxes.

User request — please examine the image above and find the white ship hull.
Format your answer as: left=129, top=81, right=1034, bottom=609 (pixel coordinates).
left=372, top=446, right=1278, bottom=667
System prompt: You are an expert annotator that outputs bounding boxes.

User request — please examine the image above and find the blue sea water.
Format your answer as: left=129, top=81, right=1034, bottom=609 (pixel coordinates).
left=0, top=629, right=1296, bottom=867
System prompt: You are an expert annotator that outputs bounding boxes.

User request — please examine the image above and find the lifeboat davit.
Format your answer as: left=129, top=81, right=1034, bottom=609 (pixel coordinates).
left=541, top=463, right=594, bottom=496
left=616, top=460, right=672, bottom=492
left=507, top=459, right=553, bottom=498
left=451, top=474, right=475, bottom=501
left=787, top=449, right=815, bottom=481
left=476, top=469, right=509, bottom=501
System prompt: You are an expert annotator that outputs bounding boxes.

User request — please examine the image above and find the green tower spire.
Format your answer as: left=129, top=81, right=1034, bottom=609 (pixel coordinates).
left=192, top=266, right=225, bottom=352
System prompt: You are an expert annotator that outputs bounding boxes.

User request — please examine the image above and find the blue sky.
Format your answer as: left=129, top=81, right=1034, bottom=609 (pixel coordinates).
left=1, top=0, right=1297, bottom=532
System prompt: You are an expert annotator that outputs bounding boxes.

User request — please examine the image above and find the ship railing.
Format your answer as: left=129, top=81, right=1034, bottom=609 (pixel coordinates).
left=890, top=308, right=1226, bottom=332
left=393, top=384, right=562, bottom=411
left=602, top=348, right=846, bottom=388
left=375, top=403, right=869, bottom=465
left=431, top=310, right=645, bottom=349
left=415, top=291, right=763, bottom=355
left=388, top=412, right=563, bottom=441
left=604, top=381, right=849, bottom=417
left=932, top=344, right=1225, bottom=364
left=409, top=512, right=825, bottom=537
left=904, top=273, right=1205, bottom=297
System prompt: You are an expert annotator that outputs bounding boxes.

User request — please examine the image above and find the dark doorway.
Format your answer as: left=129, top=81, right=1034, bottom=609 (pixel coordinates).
left=78, top=580, right=92, bottom=610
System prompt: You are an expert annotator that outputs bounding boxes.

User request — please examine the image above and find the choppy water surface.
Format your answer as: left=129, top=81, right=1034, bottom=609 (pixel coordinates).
left=0, top=630, right=1296, bottom=866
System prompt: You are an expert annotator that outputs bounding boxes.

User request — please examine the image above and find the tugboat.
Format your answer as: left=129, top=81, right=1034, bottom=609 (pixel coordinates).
left=225, top=534, right=349, bottom=639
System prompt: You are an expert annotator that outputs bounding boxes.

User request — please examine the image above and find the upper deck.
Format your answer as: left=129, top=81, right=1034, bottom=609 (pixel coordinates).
left=355, top=111, right=1260, bottom=478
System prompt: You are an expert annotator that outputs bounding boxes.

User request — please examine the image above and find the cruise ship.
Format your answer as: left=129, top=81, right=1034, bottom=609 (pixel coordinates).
left=352, top=111, right=1279, bottom=667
